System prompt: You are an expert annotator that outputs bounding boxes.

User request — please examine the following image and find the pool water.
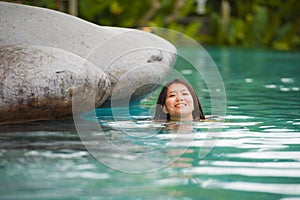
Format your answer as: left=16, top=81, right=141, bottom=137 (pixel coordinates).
left=1, top=47, right=300, bottom=199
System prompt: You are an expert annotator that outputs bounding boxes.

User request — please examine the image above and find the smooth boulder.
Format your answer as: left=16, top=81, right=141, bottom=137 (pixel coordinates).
left=0, top=2, right=177, bottom=105
left=0, top=45, right=110, bottom=124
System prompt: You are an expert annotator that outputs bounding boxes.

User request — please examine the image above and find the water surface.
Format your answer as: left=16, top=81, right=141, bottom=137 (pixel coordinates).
left=1, top=47, right=300, bottom=199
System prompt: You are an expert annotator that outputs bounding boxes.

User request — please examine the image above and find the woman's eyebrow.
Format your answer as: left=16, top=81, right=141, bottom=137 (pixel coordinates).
left=168, top=89, right=188, bottom=93
left=180, top=89, right=189, bottom=92
left=167, top=90, right=175, bottom=94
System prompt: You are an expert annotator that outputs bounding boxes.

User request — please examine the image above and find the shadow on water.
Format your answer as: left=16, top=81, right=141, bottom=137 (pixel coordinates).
left=0, top=119, right=77, bottom=132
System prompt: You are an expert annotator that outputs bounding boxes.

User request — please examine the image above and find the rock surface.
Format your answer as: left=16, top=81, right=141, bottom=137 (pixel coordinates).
left=0, top=45, right=110, bottom=124
left=0, top=2, right=177, bottom=105
left=0, top=2, right=177, bottom=124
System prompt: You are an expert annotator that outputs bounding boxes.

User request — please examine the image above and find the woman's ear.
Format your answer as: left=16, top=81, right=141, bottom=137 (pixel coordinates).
left=163, top=105, right=169, bottom=114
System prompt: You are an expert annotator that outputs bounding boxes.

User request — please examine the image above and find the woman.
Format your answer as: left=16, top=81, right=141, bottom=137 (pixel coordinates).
left=154, top=79, right=205, bottom=121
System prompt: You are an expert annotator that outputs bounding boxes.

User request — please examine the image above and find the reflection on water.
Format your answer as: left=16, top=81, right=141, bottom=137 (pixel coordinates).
left=1, top=114, right=300, bottom=199
left=1, top=47, right=300, bottom=199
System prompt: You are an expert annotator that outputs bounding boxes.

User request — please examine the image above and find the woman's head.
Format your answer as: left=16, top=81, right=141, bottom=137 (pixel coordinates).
left=154, top=79, right=205, bottom=121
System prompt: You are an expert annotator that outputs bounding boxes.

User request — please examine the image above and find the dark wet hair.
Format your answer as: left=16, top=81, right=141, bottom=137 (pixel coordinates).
left=154, top=79, right=205, bottom=121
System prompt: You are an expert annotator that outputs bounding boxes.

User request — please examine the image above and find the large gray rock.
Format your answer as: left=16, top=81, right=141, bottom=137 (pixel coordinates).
left=0, top=2, right=177, bottom=106
left=0, top=45, right=110, bottom=124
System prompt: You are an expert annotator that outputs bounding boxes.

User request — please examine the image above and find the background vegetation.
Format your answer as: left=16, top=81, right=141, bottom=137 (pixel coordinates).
left=4, top=0, right=300, bottom=50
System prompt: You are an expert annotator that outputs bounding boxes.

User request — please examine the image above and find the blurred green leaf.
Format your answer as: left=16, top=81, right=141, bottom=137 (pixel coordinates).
left=5, top=0, right=300, bottom=50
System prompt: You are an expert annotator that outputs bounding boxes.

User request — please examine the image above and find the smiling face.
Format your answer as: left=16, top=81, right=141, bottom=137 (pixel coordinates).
left=163, top=83, right=195, bottom=121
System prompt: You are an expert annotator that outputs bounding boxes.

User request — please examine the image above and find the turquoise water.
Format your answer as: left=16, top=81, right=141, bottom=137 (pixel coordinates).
left=1, top=47, right=300, bottom=199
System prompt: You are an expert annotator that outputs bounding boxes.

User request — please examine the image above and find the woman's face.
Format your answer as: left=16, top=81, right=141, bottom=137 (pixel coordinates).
left=163, top=83, right=195, bottom=121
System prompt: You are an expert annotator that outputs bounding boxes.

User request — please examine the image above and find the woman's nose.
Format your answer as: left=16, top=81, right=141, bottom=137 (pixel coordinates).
left=176, top=95, right=183, bottom=101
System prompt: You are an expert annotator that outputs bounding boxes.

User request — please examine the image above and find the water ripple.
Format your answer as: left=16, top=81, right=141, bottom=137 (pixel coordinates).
left=225, top=151, right=300, bottom=160
left=210, top=180, right=300, bottom=195
left=182, top=166, right=300, bottom=177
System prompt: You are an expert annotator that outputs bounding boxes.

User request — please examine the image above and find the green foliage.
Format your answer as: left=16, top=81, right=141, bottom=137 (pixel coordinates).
left=205, top=0, right=300, bottom=50
left=4, top=0, right=300, bottom=50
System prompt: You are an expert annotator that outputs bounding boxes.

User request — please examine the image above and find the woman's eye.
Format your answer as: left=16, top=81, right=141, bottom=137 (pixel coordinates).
left=182, top=92, right=189, bottom=95
left=168, top=94, right=175, bottom=97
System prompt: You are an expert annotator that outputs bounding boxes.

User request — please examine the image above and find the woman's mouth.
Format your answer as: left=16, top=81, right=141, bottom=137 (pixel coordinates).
left=175, top=103, right=186, bottom=108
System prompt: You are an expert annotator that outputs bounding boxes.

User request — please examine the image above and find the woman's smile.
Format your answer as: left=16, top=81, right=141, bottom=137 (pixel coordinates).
left=163, top=83, right=195, bottom=121
left=175, top=103, right=186, bottom=108
left=154, top=79, right=205, bottom=121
